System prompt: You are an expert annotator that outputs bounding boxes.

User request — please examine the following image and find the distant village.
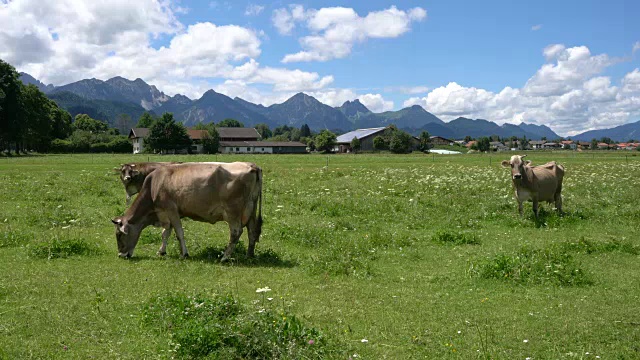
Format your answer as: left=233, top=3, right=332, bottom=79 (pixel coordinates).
left=128, top=125, right=640, bottom=154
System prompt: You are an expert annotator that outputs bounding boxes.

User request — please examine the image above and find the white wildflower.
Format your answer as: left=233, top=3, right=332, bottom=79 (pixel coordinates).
left=256, top=287, right=271, bottom=293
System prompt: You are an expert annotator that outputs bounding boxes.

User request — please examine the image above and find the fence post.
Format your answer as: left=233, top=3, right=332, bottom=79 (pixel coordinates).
left=326, top=156, right=329, bottom=168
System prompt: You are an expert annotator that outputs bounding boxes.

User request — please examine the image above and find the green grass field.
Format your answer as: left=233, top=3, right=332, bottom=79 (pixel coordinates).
left=1, top=152, right=639, bottom=359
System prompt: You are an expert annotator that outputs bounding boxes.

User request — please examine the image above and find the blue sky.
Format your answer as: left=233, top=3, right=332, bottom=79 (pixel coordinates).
left=1, top=0, right=639, bottom=135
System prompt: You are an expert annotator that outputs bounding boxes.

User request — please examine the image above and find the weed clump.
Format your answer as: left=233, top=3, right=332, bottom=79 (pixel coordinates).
left=28, top=237, right=100, bottom=259
left=432, top=230, right=480, bottom=246
left=561, top=236, right=639, bottom=255
left=141, top=292, right=340, bottom=359
left=469, top=247, right=592, bottom=286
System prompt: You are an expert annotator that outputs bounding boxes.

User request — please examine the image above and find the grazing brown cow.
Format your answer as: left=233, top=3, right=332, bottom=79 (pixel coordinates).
left=111, top=162, right=262, bottom=261
left=501, top=155, right=564, bottom=219
left=115, top=162, right=181, bottom=205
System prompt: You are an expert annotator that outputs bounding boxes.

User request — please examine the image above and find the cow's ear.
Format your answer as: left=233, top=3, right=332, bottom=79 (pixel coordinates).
left=501, top=160, right=510, bottom=168
left=524, top=160, right=532, bottom=166
left=111, top=218, right=121, bottom=225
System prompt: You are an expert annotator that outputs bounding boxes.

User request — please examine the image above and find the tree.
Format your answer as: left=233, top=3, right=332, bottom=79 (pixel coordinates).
left=274, top=125, right=292, bottom=137
left=314, top=130, right=337, bottom=153
left=350, top=136, right=361, bottom=153
left=300, top=124, right=311, bottom=137
left=541, top=136, right=547, bottom=141
left=591, top=138, right=598, bottom=150
left=115, top=113, right=133, bottom=135
left=464, top=135, right=472, bottom=142
left=477, top=137, right=491, bottom=152
left=389, top=131, right=412, bottom=153
left=255, top=123, right=272, bottom=139
left=22, top=84, right=54, bottom=152
left=137, top=112, right=156, bottom=127
left=145, top=113, right=192, bottom=153
left=419, top=131, right=431, bottom=151
left=600, top=137, right=613, bottom=144
left=519, top=135, right=528, bottom=150
left=373, top=136, right=386, bottom=151
left=201, top=127, right=220, bottom=154
left=74, top=114, right=108, bottom=133
left=0, top=59, right=24, bottom=152
left=217, top=118, right=244, bottom=127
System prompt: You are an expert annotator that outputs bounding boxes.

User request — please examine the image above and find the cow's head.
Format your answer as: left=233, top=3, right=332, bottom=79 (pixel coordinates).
left=111, top=217, right=142, bottom=258
left=501, top=155, right=531, bottom=181
left=118, top=164, right=140, bottom=184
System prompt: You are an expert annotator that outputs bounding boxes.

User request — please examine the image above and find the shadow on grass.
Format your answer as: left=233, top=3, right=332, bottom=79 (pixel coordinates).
left=531, top=207, right=588, bottom=228
left=191, top=243, right=297, bottom=268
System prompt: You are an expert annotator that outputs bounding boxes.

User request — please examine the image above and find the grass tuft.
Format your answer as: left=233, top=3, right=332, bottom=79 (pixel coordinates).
left=560, top=236, right=640, bottom=255
left=27, top=237, right=100, bottom=259
left=469, top=247, right=592, bottom=286
left=141, top=291, right=340, bottom=359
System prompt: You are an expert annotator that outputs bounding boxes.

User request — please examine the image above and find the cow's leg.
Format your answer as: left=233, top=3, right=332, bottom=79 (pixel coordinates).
left=157, top=225, right=172, bottom=256
left=517, top=200, right=523, bottom=216
left=125, top=194, right=131, bottom=206
left=555, top=193, right=563, bottom=214
left=246, top=216, right=260, bottom=258
left=532, top=199, right=539, bottom=219
left=169, top=217, right=189, bottom=258
left=221, top=221, right=243, bottom=262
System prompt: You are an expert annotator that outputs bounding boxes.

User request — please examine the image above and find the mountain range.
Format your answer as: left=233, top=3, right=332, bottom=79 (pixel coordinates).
left=19, top=73, right=637, bottom=141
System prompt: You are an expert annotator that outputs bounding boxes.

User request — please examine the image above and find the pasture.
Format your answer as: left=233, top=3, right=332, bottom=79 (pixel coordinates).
left=0, top=152, right=639, bottom=359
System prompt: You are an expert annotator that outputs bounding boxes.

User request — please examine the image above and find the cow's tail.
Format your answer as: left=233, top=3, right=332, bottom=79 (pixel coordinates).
left=254, top=165, right=263, bottom=240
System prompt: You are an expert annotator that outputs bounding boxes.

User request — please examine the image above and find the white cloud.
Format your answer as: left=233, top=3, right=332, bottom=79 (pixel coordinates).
left=404, top=45, right=640, bottom=136
left=634, top=41, right=640, bottom=54
left=272, top=4, right=305, bottom=35
left=245, top=4, right=265, bottom=16
left=524, top=45, right=612, bottom=96
left=2, top=0, right=336, bottom=100
left=276, top=5, right=426, bottom=63
left=358, top=93, right=394, bottom=112
left=531, top=24, right=542, bottom=31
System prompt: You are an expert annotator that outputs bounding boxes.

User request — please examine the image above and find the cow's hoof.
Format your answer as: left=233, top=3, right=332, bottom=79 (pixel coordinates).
left=220, top=256, right=230, bottom=263
left=180, top=253, right=189, bottom=259
left=157, top=251, right=166, bottom=256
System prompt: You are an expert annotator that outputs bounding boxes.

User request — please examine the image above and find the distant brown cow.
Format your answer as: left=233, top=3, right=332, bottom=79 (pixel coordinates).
left=111, top=162, right=262, bottom=261
left=501, top=155, right=564, bottom=219
left=115, top=162, right=181, bottom=205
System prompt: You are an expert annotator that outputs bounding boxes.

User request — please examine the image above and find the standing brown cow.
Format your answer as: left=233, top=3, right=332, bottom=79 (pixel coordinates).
left=501, top=155, right=564, bottom=219
left=111, top=162, right=262, bottom=261
left=115, top=162, right=181, bottom=205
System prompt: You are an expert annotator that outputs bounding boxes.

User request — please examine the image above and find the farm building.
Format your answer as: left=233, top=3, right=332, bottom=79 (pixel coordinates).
left=490, top=141, right=508, bottom=151
left=561, top=140, right=577, bottom=150
left=335, top=127, right=386, bottom=152
left=129, top=128, right=149, bottom=154
left=529, top=140, right=545, bottom=150
left=219, top=141, right=307, bottom=154
left=543, top=142, right=561, bottom=149
left=217, top=127, right=261, bottom=141
left=129, top=128, right=209, bottom=154
left=430, top=136, right=454, bottom=146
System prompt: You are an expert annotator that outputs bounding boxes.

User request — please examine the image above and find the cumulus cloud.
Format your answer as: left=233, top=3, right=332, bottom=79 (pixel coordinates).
left=404, top=45, right=640, bottom=136
left=358, top=94, right=394, bottom=112
left=1, top=0, right=337, bottom=100
left=274, top=5, right=426, bottom=62
left=634, top=41, right=640, bottom=54
left=531, top=24, right=542, bottom=31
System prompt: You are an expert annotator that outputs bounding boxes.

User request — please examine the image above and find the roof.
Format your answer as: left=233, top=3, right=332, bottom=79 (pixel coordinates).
left=217, top=127, right=261, bottom=139
left=490, top=141, right=505, bottom=146
left=187, top=129, right=209, bottom=140
left=465, top=141, right=477, bottom=148
left=220, top=141, right=307, bottom=147
left=129, top=128, right=149, bottom=139
left=336, top=127, right=386, bottom=143
left=561, top=140, right=574, bottom=144
left=529, top=140, right=545, bottom=145
left=543, top=142, right=560, bottom=146
left=430, top=135, right=454, bottom=142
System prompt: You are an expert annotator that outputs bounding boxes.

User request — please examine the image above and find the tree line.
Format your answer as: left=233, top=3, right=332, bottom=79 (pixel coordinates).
left=1, top=59, right=132, bottom=154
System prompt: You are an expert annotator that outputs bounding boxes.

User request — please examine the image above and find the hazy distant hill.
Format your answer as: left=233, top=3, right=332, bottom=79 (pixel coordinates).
left=19, top=73, right=55, bottom=93
left=573, top=120, right=640, bottom=142
left=20, top=73, right=571, bottom=138
left=47, top=91, right=148, bottom=127
left=180, top=90, right=270, bottom=127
